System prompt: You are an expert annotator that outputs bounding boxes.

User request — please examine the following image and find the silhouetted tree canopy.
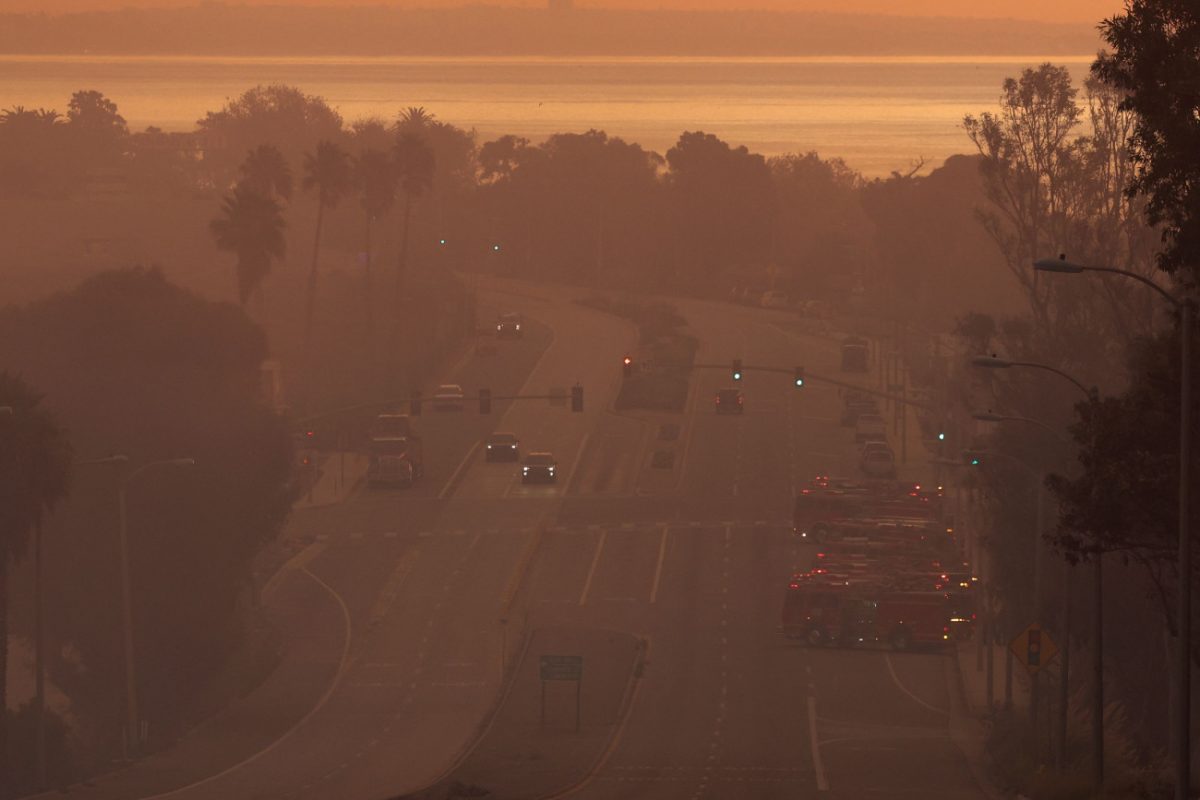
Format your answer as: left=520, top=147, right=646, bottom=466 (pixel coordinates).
left=1095, top=0, right=1200, bottom=283
left=0, top=268, right=294, bottom=749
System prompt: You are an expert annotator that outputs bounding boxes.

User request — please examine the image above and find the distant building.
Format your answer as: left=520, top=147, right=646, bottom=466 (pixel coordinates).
left=548, top=0, right=573, bottom=9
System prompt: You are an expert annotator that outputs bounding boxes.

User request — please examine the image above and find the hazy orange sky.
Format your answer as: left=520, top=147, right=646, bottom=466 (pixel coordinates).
left=6, top=0, right=1122, bottom=25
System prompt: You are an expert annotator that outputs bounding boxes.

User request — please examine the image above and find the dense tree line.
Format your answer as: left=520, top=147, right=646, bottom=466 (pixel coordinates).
left=932, top=4, right=1200, bottom=791
left=0, top=269, right=295, bottom=789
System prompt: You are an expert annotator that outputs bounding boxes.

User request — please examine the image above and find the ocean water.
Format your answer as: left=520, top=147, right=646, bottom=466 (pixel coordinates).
left=0, top=54, right=1094, bottom=177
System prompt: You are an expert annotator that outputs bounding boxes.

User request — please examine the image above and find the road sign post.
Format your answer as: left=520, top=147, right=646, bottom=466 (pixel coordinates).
left=539, top=655, right=583, bottom=732
left=1010, top=622, right=1059, bottom=754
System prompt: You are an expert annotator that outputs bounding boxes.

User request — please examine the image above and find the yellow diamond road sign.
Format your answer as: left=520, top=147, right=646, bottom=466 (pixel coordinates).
left=1009, top=623, right=1059, bottom=675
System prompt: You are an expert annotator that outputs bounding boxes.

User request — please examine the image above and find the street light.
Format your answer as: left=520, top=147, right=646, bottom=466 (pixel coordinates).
left=972, top=410, right=1071, bottom=444
left=85, top=455, right=195, bottom=758
left=973, top=359, right=1093, bottom=779
left=973, top=409, right=1073, bottom=757
left=1035, top=255, right=1193, bottom=799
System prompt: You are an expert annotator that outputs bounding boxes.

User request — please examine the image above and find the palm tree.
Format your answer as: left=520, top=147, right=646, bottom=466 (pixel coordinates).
left=238, top=143, right=293, bottom=201
left=0, top=374, right=72, bottom=793
left=354, top=148, right=397, bottom=336
left=397, top=106, right=435, bottom=131
left=392, top=132, right=435, bottom=312
left=209, top=184, right=287, bottom=305
left=300, top=140, right=353, bottom=397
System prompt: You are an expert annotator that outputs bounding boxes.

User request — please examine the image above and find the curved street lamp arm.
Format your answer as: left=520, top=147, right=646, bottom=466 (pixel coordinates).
left=1078, top=265, right=1179, bottom=308
left=1010, top=361, right=1093, bottom=399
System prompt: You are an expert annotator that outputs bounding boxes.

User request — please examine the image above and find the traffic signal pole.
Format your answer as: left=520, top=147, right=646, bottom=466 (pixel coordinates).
left=691, top=362, right=937, bottom=415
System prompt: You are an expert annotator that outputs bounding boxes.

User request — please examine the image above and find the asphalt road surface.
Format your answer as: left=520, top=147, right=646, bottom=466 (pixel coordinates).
left=41, top=283, right=987, bottom=800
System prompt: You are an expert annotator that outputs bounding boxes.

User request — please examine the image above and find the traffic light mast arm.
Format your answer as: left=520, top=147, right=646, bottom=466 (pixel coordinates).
left=689, top=363, right=935, bottom=413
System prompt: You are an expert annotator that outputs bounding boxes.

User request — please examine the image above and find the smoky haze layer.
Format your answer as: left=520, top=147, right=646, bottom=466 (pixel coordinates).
left=0, top=5, right=1101, bottom=56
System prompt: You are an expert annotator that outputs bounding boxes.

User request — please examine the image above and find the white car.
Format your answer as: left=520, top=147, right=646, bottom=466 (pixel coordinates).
left=433, top=384, right=465, bottom=411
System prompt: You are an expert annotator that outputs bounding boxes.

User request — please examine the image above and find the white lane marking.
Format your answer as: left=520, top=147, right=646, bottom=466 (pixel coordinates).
left=141, top=567, right=353, bottom=800
left=501, top=468, right=522, bottom=499
left=807, top=695, right=829, bottom=792
left=883, top=653, right=949, bottom=716
left=649, top=524, right=669, bottom=604
left=579, top=529, right=608, bottom=605
left=563, top=431, right=592, bottom=495
left=675, top=373, right=706, bottom=490
left=438, top=439, right=482, bottom=499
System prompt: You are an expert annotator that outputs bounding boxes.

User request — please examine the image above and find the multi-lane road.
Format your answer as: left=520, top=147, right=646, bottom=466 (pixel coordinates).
left=40, top=282, right=988, bottom=800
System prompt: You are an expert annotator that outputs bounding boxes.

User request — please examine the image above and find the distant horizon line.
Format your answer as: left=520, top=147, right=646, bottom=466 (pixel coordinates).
left=2, top=3, right=1102, bottom=26
left=0, top=53, right=1100, bottom=64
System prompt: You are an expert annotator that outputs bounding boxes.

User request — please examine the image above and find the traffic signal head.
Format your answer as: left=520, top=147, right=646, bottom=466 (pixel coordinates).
left=938, top=431, right=947, bottom=441
left=623, top=355, right=633, bottom=377
left=479, top=388, right=492, bottom=414
left=571, top=384, right=583, bottom=413
left=732, top=359, right=743, bottom=382
left=962, top=449, right=983, bottom=466
left=439, top=238, right=448, bottom=246
left=794, top=366, right=805, bottom=388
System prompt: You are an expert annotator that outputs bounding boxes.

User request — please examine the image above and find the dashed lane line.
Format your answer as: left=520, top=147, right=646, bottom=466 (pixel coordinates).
left=438, top=439, right=482, bottom=500
left=579, top=529, right=608, bottom=605
left=649, top=524, right=669, bottom=604
left=807, top=695, right=829, bottom=792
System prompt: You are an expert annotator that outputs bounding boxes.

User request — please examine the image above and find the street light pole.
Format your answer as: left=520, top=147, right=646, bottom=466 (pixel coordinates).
left=1179, top=298, right=1192, bottom=799
left=1035, top=256, right=1192, bottom=798
left=972, top=361, right=1093, bottom=778
left=93, top=456, right=195, bottom=758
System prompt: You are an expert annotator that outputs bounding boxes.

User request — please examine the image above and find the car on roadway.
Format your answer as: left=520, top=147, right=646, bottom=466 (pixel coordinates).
left=864, top=448, right=902, bottom=479
left=485, top=431, right=520, bottom=462
left=860, top=440, right=896, bottom=478
left=372, top=412, right=415, bottom=439
left=433, top=384, right=465, bottom=411
left=521, top=451, right=558, bottom=483
left=855, top=413, right=887, bottom=443
left=715, top=388, right=744, bottom=414
left=496, top=312, right=524, bottom=339
left=841, top=336, right=869, bottom=372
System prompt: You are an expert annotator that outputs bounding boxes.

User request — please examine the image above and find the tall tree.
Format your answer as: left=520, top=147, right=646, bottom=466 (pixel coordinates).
left=392, top=131, right=435, bottom=311
left=300, top=140, right=353, bottom=398
left=1094, top=0, right=1200, bottom=284
left=354, top=148, right=398, bottom=337
left=237, top=143, right=293, bottom=201
left=209, top=184, right=288, bottom=306
left=65, top=90, right=128, bottom=167
left=0, top=374, right=72, bottom=794
left=196, top=84, right=343, bottom=189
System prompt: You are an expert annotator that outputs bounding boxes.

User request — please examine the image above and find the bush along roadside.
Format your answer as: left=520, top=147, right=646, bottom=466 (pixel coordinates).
left=576, top=295, right=698, bottom=412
